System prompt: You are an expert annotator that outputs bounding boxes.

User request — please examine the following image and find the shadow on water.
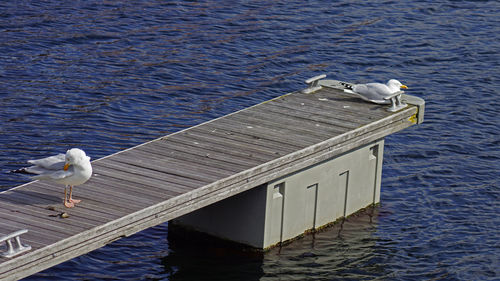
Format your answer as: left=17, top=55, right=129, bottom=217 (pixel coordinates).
left=164, top=224, right=265, bottom=281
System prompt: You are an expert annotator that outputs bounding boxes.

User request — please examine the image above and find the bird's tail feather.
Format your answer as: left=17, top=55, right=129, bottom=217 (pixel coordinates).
left=339, top=81, right=354, bottom=90
left=10, top=168, right=33, bottom=174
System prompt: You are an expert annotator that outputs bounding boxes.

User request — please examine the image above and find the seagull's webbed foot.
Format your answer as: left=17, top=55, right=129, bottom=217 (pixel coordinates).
left=64, top=201, right=75, bottom=208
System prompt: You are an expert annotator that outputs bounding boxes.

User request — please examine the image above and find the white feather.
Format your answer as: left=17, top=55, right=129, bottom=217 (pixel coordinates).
left=24, top=148, right=92, bottom=187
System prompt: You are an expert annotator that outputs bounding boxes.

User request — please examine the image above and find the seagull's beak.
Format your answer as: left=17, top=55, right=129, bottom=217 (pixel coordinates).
left=64, top=163, right=70, bottom=171
left=400, top=85, right=408, bottom=89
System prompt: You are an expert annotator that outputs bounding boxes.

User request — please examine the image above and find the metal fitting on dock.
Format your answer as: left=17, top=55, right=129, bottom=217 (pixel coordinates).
left=1, top=229, right=31, bottom=258
left=303, top=74, right=326, bottom=94
left=384, top=90, right=407, bottom=112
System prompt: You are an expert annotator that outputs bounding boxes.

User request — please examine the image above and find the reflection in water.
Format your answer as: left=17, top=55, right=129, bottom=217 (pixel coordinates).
left=263, top=207, right=383, bottom=280
left=165, top=207, right=381, bottom=281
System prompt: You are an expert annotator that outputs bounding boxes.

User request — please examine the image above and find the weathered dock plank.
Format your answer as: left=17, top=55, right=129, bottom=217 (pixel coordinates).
left=0, top=82, right=423, bottom=280
left=171, top=128, right=288, bottom=161
left=195, top=123, right=305, bottom=151
left=138, top=140, right=260, bottom=170
left=94, top=160, right=205, bottom=192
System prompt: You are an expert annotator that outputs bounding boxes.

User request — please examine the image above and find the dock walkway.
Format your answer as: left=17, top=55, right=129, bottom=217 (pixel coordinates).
left=0, top=79, right=423, bottom=280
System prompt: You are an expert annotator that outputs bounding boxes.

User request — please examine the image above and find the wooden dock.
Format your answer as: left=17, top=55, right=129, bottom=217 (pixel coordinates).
left=0, top=79, right=424, bottom=280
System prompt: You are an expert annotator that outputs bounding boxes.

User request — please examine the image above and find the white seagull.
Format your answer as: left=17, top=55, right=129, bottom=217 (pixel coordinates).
left=15, top=148, right=92, bottom=208
left=342, top=79, right=408, bottom=104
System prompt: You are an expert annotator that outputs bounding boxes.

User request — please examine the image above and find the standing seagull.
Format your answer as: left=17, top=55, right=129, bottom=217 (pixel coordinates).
left=14, top=148, right=92, bottom=208
left=342, top=79, right=408, bottom=104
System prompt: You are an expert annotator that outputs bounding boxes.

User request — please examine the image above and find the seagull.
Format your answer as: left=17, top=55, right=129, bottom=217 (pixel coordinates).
left=341, top=79, right=408, bottom=104
left=13, top=148, right=92, bottom=208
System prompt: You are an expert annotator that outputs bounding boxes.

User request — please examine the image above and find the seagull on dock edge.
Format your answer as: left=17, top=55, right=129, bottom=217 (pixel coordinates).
left=341, top=79, right=408, bottom=104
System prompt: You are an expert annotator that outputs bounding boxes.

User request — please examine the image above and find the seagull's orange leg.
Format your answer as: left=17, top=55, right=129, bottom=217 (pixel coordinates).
left=68, top=185, right=81, bottom=205
left=64, top=186, right=74, bottom=208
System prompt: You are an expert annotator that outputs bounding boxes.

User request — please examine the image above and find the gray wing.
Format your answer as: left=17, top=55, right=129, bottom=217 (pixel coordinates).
left=31, top=167, right=74, bottom=181
left=351, top=83, right=391, bottom=104
left=24, top=153, right=66, bottom=174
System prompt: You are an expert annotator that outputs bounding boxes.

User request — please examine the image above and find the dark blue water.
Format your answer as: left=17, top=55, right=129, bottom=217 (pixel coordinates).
left=1, top=0, right=499, bottom=280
